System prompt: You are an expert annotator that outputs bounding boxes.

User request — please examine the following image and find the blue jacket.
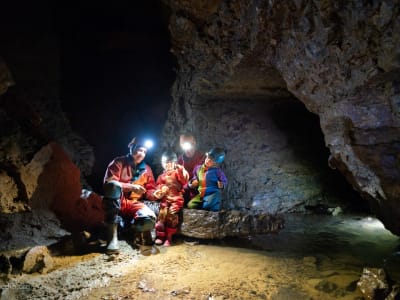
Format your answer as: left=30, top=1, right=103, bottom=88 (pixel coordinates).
left=192, top=164, right=228, bottom=197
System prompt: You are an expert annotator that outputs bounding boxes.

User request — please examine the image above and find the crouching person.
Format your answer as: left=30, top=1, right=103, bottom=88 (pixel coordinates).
left=102, top=137, right=157, bottom=254
left=153, top=150, right=189, bottom=246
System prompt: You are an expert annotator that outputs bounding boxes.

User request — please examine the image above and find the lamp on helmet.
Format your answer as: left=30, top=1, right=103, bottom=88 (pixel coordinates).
left=181, top=142, right=193, bottom=151
left=207, top=147, right=225, bottom=164
left=128, top=137, right=154, bottom=154
left=179, top=134, right=195, bottom=151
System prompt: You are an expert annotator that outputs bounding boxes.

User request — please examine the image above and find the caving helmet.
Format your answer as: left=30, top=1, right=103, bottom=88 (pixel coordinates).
left=207, top=147, right=225, bottom=164
left=179, top=133, right=196, bottom=152
left=128, top=137, right=154, bottom=154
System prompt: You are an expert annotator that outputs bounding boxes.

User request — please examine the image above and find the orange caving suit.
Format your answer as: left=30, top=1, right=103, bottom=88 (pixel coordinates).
left=155, top=165, right=189, bottom=243
left=103, top=154, right=157, bottom=226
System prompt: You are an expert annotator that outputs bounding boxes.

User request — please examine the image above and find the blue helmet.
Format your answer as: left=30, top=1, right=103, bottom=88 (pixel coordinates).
left=207, top=147, right=225, bottom=164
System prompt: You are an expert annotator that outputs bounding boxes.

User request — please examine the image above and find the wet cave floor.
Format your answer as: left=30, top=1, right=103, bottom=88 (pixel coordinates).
left=2, top=214, right=399, bottom=300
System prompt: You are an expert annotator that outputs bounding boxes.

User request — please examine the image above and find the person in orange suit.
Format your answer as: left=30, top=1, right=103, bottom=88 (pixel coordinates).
left=102, top=137, right=157, bottom=254
left=153, top=150, right=189, bottom=246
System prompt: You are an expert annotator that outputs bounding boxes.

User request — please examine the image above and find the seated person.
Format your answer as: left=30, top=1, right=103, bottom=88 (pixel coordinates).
left=102, top=137, right=157, bottom=254
left=177, top=133, right=205, bottom=205
left=153, top=150, right=189, bottom=246
left=187, top=147, right=228, bottom=212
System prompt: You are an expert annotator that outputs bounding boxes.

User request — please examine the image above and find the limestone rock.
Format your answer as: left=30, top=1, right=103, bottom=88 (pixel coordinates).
left=180, top=209, right=284, bottom=239
left=0, top=57, right=14, bottom=96
left=357, top=267, right=390, bottom=300
left=0, top=209, right=68, bottom=252
left=22, top=246, right=53, bottom=274
left=162, top=0, right=400, bottom=235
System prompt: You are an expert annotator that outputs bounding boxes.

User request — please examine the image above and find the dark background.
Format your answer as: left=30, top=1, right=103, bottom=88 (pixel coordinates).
left=1, top=1, right=176, bottom=192
left=58, top=2, right=176, bottom=191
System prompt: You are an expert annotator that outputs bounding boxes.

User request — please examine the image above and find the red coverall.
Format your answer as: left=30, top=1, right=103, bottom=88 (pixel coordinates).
left=103, top=155, right=157, bottom=222
left=154, top=165, right=188, bottom=244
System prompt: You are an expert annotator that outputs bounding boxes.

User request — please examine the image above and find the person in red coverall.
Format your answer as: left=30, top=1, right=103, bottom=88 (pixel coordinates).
left=177, top=133, right=205, bottom=205
left=102, top=137, right=157, bottom=254
left=153, top=150, right=189, bottom=246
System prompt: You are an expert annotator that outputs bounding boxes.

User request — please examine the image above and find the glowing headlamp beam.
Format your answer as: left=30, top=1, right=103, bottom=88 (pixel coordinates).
left=144, top=140, right=154, bottom=149
left=181, top=142, right=193, bottom=151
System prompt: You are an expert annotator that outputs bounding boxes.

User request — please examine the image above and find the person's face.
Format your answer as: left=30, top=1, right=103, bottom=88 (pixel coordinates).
left=132, top=147, right=147, bottom=164
left=184, top=145, right=195, bottom=158
left=205, top=156, right=216, bottom=167
left=164, top=161, right=176, bottom=171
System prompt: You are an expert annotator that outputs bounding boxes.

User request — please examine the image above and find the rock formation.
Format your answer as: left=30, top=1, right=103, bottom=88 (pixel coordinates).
left=0, top=38, right=103, bottom=252
left=1, top=1, right=399, bottom=261
left=161, top=0, right=400, bottom=235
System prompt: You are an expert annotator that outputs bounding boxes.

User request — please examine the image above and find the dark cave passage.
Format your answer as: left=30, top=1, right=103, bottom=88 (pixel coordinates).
left=268, top=97, right=369, bottom=213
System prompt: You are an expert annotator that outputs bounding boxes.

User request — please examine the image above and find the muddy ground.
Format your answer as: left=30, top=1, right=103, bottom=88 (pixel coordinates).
left=1, top=235, right=366, bottom=300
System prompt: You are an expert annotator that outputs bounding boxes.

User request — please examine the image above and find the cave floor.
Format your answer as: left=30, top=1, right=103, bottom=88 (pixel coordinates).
left=3, top=214, right=399, bottom=299
left=3, top=238, right=364, bottom=300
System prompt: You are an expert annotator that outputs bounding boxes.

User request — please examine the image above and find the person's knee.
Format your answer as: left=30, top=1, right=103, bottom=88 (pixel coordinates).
left=103, top=181, right=122, bottom=199
left=187, top=195, right=202, bottom=209
left=133, top=217, right=155, bottom=232
left=187, top=200, right=200, bottom=209
left=202, top=192, right=221, bottom=211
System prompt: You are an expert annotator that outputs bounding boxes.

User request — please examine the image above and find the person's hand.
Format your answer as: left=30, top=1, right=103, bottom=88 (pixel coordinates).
left=154, top=186, right=168, bottom=199
left=169, top=206, right=178, bottom=214
left=190, top=179, right=199, bottom=188
left=217, top=181, right=224, bottom=189
left=130, top=184, right=146, bottom=195
left=153, top=189, right=163, bottom=199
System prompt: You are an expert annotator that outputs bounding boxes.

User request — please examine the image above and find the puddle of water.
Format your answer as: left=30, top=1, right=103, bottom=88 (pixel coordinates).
left=85, top=212, right=400, bottom=300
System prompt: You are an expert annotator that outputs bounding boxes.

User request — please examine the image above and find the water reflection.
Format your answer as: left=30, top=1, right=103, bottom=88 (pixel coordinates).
left=223, top=214, right=400, bottom=282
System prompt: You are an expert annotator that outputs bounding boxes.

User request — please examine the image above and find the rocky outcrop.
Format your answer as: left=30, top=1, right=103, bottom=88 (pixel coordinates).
left=357, top=267, right=399, bottom=300
left=180, top=209, right=284, bottom=239
left=162, top=0, right=400, bottom=235
left=22, top=246, right=54, bottom=274
left=0, top=31, right=102, bottom=250
left=0, top=57, right=14, bottom=95
left=0, top=141, right=105, bottom=252
left=0, top=57, right=104, bottom=250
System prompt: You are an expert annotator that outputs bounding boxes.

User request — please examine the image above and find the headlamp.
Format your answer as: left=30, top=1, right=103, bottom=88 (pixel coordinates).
left=128, top=137, right=154, bottom=154
left=144, top=139, right=154, bottom=149
left=181, top=141, right=193, bottom=151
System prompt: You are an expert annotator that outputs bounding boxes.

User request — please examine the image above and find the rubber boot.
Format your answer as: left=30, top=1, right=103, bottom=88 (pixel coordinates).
left=164, top=227, right=177, bottom=247
left=106, top=224, right=119, bottom=254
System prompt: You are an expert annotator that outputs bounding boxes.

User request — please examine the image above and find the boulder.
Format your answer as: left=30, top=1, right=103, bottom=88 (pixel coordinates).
left=357, top=267, right=390, bottom=300
left=180, top=208, right=284, bottom=239
left=22, top=246, right=53, bottom=274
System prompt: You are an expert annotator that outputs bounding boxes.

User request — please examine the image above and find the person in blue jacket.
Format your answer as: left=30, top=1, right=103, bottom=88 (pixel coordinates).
left=187, top=147, right=228, bottom=211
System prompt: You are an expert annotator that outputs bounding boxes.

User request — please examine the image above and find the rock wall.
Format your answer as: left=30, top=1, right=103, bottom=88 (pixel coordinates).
left=161, top=0, right=400, bottom=234
left=0, top=29, right=104, bottom=251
